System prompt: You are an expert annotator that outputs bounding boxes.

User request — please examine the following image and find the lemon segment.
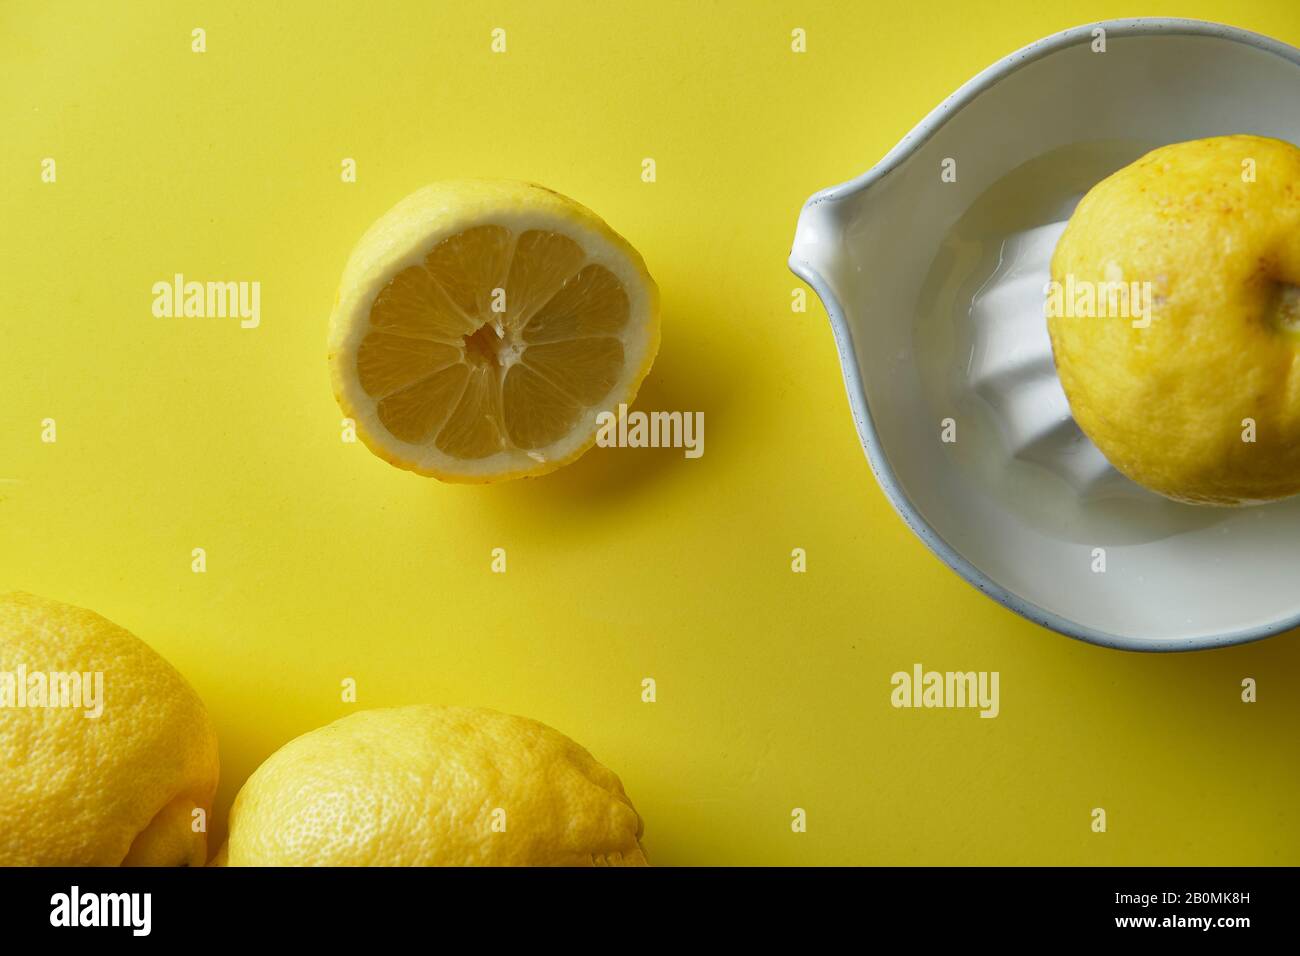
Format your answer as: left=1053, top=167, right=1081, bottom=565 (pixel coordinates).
left=328, top=181, right=660, bottom=481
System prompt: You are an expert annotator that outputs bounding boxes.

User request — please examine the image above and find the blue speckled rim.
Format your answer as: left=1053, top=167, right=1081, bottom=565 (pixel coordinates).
left=789, top=18, right=1300, bottom=653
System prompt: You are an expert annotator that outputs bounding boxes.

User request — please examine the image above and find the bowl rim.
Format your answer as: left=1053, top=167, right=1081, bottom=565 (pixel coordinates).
left=789, top=17, right=1300, bottom=653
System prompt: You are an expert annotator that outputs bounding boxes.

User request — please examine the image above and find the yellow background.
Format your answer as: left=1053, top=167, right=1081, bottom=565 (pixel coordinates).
left=3, top=0, right=1299, bottom=865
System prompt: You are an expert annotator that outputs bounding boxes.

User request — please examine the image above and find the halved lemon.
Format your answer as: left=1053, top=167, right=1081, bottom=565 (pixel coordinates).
left=328, top=180, right=660, bottom=481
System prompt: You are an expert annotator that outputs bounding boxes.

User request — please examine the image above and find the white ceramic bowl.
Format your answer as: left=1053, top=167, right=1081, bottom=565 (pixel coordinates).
left=790, top=19, right=1300, bottom=651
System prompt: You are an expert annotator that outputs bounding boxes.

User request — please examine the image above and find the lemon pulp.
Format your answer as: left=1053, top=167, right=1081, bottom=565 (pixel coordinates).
left=361, top=224, right=630, bottom=458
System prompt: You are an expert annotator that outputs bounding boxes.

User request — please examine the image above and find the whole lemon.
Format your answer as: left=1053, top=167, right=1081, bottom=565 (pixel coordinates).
left=220, top=706, right=646, bottom=866
left=1048, top=135, right=1300, bottom=505
left=0, top=592, right=219, bottom=865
